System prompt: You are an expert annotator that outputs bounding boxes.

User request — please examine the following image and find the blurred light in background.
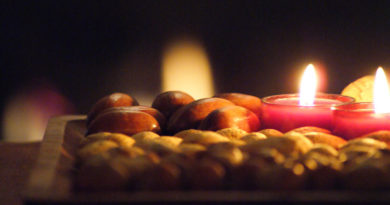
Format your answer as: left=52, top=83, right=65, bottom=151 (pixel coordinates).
left=162, top=38, right=215, bottom=99
left=2, top=85, right=74, bottom=142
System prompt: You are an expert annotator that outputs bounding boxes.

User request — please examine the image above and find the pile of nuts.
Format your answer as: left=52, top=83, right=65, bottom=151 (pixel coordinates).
left=75, top=91, right=390, bottom=191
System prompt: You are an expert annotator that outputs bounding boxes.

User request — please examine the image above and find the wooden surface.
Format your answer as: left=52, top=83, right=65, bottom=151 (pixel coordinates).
left=24, top=115, right=85, bottom=202
left=0, top=142, right=40, bottom=205
left=22, top=115, right=390, bottom=204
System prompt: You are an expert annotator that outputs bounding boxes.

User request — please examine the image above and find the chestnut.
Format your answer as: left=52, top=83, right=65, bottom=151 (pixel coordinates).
left=87, top=110, right=160, bottom=136
left=198, top=106, right=261, bottom=132
left=167, top=98, right=234, bottom=134
left=214, top=93, right=262, bottom=117
left=87, top=93, right=139, bottom=125
left=97, top=106, right=166, bottom=130
left=152, top=91, right=194, bottom=119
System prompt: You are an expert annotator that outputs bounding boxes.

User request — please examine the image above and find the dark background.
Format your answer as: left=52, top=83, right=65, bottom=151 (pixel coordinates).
left=2, top=1, right=390, bottom=139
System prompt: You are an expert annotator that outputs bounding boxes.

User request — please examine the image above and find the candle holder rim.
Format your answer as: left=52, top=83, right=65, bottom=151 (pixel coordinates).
left=261, top=93, right=355, bottom=108
left=334, top=102, right=377, bottom=112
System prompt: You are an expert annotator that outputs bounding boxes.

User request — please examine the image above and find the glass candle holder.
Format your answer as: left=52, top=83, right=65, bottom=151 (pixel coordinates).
left=333, top=102, right=390, bottom=139
left=261, top=93, right=355, bottom=132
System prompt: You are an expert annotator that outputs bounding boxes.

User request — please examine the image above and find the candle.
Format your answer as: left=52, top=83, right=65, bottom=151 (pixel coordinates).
left=262, top=93, right=354, bottom=132
left=333, top=67, right=390, bottom=139
left=261, top=64, right=354, bottom=132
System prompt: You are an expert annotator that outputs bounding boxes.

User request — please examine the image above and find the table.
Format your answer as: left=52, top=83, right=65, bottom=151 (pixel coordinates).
left=0, top=142, right=40, bottom=205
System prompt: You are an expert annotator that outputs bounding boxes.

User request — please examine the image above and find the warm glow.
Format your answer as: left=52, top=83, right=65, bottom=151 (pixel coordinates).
left=2, top=87, right=73, bottom=142
left=162, top=38, right=214, bottom=99
left=299, top=64, right=317, bottom=106
left=373, top=67, right=390, bottom=113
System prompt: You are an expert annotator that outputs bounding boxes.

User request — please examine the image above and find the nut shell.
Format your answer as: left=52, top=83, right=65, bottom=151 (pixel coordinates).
left=88, top=110, right=161, bottom=136
left=341, top=75, right=374, bottom=102
left=206, top=142, right=244, bottom=167
left=98, top=106, right=166, bottom=129
left=199, top=106, right=261, bottom=132
left=215, top=93, right=262, bottom=117
left=216, top=127, right=248, bottom=140
left=258, top=129, right=284, bottom=138
left=241, top=133, right=267, bottom=144
left=167, top=98, right=234, bottom=134
left=145, top=162, right=182, bottom=190
left=361, top=130, right=390, bottom=148
left=189, top=158, right=226, bottom=189
left=303, top=132, right=346, bottom=150
left=152, top=91, right=195, bottom=119
left=180, top=131, right=230, bottom=146
left=75, top=154, right=132, bottom=191
left=242, top=132, right=312, bottom=158
left=81, top=132, right=135, bottom=148
left=87, top=93, right=139, bottom=125
left=305, top=144, right=339, bottom=158
left=289, top=126, right=331, bottom=135
left=77, top=140, right=119, bottom=162
left=342, top=138, right=387, bottom=150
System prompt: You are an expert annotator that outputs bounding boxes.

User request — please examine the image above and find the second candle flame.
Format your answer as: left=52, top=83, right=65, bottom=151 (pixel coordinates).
left=374, top=67, right=390, bottom=113
left=299, top=64, right=317, bottom=106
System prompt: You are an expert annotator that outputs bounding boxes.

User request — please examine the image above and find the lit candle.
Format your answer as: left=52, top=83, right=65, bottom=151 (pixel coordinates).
left=333, top=67, right=390, bottom=139
left=261, top=64, right=355, bottom=132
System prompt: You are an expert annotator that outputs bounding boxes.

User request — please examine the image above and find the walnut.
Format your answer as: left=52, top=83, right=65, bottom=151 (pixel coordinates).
left=288, top=126, right=331, bottom=135
left=241, top=132, right=267, bottom=144
left=361, top=130, right=390, bottom=148
left=305, top=144, right=339, bottom=158
left=179, top=143, right=207, bottom=157
left=342, top=138, right=387, bottom=150
left=242, top=133, right=311, bottom=159
left=81, top=132, right=135, bottom=148
left=180, top=131, right=230, bottom=146
left=216, top=127, right=248, bottom=140
left=258, top=129, right=283, bottom=137
left=206, top=142, right=244, bottom=167
left=77, top=140, right=118, bottom=162
left=303, top=132, right=346, bottom=150
left=174, top=129, right=203, bottom=139
left=132, top=131, right=160, bottom=149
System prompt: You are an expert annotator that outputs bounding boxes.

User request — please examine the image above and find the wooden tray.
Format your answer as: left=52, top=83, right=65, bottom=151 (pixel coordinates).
left=23, top=115, right=390, bottom=204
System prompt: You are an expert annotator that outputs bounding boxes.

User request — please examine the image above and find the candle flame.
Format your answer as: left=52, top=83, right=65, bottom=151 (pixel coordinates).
left=299, top=64, right=317, bottom=106
left=374, top=67, right=390, bottom=113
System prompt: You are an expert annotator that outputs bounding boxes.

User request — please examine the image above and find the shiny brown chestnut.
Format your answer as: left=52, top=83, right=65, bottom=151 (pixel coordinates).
left=87, top=93, right=139, bottom=125
left=167, top=98, right=234, bottom=134
left=214, top=93, right=262, bottom=117
left=97, top=106, right=166, bottom=129
left=87, top=110, right=160, bottom=136
left=152, top=91, right=195, bottom=119
left=199, top=106, right=261, bottom=132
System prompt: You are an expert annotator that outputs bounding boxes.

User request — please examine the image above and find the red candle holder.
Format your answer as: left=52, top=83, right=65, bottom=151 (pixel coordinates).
left=261, top=93, right=354, bottom=132
left=333, top=102, right=390, bottom=140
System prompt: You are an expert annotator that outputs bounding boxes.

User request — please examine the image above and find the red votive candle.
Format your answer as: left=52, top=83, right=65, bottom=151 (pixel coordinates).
left=261, top=93, right=354, bottom=132
left=333, top=103, right=390, bottom=139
